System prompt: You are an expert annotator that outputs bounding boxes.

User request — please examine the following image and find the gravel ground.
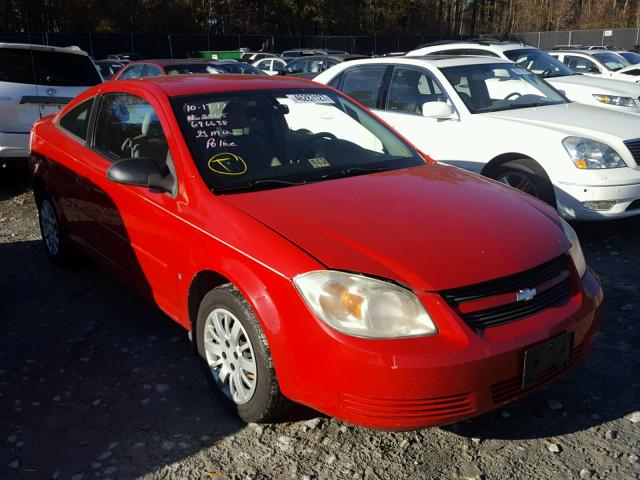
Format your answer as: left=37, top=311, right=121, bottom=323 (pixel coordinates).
left=1, top=168, right=639, bottom=480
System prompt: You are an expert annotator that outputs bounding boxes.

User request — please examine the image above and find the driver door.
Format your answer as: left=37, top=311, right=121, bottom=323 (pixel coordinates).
left=374, top=66, right=459, bottom=166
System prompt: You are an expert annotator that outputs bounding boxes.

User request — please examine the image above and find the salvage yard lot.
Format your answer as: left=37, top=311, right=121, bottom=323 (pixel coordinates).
left=0, top=171, right=639, bottom=480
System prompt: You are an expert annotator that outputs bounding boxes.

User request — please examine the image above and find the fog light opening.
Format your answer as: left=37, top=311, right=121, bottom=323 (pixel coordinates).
left=582, top=200, right=617, bottom=211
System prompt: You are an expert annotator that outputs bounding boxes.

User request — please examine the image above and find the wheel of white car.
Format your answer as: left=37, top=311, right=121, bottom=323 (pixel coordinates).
left=492, top=159, right=556, bottom=207
left=195, top=283, right=291, bottom=423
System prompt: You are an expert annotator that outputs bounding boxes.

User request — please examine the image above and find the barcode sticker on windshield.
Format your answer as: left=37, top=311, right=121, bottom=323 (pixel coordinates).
left=286, top=94, right=335, bottom=104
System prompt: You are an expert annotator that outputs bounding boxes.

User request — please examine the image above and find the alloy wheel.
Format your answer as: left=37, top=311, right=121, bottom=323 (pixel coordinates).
left=203, top=308, right=257, bottom=405
left=40, top=200, right=60, bottom=256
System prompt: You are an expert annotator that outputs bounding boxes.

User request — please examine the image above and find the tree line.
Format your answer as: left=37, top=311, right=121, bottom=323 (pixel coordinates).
left=2, top=0, right=640, bottom=36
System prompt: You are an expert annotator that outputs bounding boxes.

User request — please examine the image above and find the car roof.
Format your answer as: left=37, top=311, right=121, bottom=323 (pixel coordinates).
left=127, top=59, right=219, bottom=66
left=0, top=42, right=89, bottom=56
left=122, top=74, right=327, bottom=97
left=550, top=50, right=604, bottom=55
left=347, top=55, right=513, bottom=68
left=290, top=54, right=366, bottom=61
left=412, top=41, right=531, bottom=53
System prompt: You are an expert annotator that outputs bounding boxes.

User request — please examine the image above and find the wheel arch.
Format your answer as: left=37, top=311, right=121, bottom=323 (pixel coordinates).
left=482, top=153, right=557, bottom=207
left=482, top=152, right=536, bottom=177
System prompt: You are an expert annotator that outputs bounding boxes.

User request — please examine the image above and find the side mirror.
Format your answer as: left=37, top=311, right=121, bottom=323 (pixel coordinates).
left=422, top=101, right=455, bottom=119
left=107, top=157, right=173, bottom=193
left=587, top=66, right=600, bottom=73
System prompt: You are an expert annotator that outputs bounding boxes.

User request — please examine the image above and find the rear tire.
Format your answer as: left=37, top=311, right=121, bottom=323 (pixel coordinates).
left=491, top=159, right=556, bottom=207
left=195, top=283, right=291, bottom=423
left=36, top=191, right=74, bottom=266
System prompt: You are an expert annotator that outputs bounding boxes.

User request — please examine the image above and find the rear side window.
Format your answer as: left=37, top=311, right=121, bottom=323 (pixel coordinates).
left=119, top=64, right=145, bottom=79
left=32, top=50, right=101, bottom=86
left=340, top=66, right=387, bottom=109
left=59, top=98, right=93, bottom=141
left=0, top=48, right=35, bottom=84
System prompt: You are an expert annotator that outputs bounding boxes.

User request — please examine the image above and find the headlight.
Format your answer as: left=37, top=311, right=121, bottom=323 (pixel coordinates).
left=559, top=218, right=587, bottom=277
left=563, top=136, right=626, bottom=169
left=293, top=271, right=437, bottom=338
left=592, top=94, right=638, bottom=108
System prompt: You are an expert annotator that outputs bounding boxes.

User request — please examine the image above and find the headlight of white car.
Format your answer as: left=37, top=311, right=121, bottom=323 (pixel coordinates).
left=592, top=94, right=638, bottom=108
left=559, top=218, right=587, bottom=278
left=293, top=271, right=437, bottom=338
left=563, top=136, right=626, bottom=169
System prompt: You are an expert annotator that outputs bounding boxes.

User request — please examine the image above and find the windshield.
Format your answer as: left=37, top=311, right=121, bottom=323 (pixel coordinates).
left=441, top=63, right=567, bottom=113
left=166, top=64, right=222, bottom=75
left=592, top=52, right=630, bottom=71
left=503, top=48, right=574, bottom=78
left=172, top=88, right=423, bottom=192
left=619, top=51, right=640, bottom=65
left=217, top=63, right=265, bottom=75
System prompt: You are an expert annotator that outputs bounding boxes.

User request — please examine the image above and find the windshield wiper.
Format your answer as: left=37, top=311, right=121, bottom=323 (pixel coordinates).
left=250, top=178, right=308, bottom=187
left=319, top=165, right=395, bottom=181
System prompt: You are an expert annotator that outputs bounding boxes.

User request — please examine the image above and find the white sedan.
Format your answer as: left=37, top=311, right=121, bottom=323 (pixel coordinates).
left=252, top=58, right=287, bottom=76
left=315, top=56, right=640, bottom=220
left=550, top=50, right=640, bottom=84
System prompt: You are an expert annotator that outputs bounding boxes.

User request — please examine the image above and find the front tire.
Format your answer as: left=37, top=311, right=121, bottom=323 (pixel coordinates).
left=195, top=284, right=290, bottom=423
left=492, top=159, right=556, bottom=207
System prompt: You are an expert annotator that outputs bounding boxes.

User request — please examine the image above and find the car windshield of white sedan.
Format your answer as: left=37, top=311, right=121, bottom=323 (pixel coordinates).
left=620, top=51, right=640, bottom=64
left=503, top=48, right=575, bottom=78
left=592, top=52, right=630, bottom=71
left=172, top=89, right=422, bottom=192
left=441, top=63, right=567, bottom=113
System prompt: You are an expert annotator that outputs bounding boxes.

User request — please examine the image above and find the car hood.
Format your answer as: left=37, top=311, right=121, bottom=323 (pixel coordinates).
left=485, top=102, right=640, bottom=139
left=547, top=73, right=640, bottom=95
left=222, top=165, right=569, bottom=292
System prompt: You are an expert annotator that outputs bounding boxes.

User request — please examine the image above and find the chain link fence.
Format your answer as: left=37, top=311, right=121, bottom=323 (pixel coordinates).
left=0, top=31, right=470, bottom=58
left=516, top=27, right=640, bottom=50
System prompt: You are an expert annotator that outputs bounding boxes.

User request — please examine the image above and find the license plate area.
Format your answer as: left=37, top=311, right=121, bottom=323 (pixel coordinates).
left=522, top=332, right=573, bottom=388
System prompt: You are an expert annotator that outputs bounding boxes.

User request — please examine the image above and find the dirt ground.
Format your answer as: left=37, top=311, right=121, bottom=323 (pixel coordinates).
left=1, top=167, right=639, bottom=480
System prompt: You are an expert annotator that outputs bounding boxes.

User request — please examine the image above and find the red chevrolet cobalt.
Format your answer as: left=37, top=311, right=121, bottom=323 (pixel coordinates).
left=29, top=75, right=603, bottom=430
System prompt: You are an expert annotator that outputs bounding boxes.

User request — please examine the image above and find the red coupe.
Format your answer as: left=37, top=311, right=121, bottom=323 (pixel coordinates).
left=29, top=74, right=603, bottom=430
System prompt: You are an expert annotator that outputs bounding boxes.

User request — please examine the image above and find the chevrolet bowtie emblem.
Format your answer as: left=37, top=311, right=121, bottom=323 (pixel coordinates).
left=516, top=288, right=537, bottom=302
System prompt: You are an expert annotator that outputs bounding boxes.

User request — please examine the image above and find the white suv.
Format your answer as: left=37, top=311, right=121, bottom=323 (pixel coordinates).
left=0, top=43, right=102, bottom=165
left=315, top=56, right=640, bottom=220
left=407, top=41, right=640, bottom=114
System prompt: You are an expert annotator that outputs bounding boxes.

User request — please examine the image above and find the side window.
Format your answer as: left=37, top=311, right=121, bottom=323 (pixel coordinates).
left=59, top=98, right=93, bottom=141
left=308, top=60, right=325, bottom=73
left=119, top=64, right=144, bottom=79
left=272, top=61, right=285, bottom=72
left=340, top=66, right=387, bottom=109
left=0, top=48, right=35, bottom=84
left=564, top=55, right=599, bottom=73
left=144, top=65, right=162, bottom=77
left=94, top=93, right=169, bottom=168
left=387, top=67, right=448, bottom=115
left=286, top=60, right=304, bottom=73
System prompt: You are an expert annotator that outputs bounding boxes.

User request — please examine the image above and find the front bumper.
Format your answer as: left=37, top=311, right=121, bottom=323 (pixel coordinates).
left=275, top=269, right=603, bottom=430
left=554, top=164, right=640, bottom=220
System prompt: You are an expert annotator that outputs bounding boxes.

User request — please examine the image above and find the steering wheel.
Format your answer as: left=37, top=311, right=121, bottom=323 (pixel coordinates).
left=504, top=92, right=522, bottom=101
left=293, top=132, right=337, bottom=162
